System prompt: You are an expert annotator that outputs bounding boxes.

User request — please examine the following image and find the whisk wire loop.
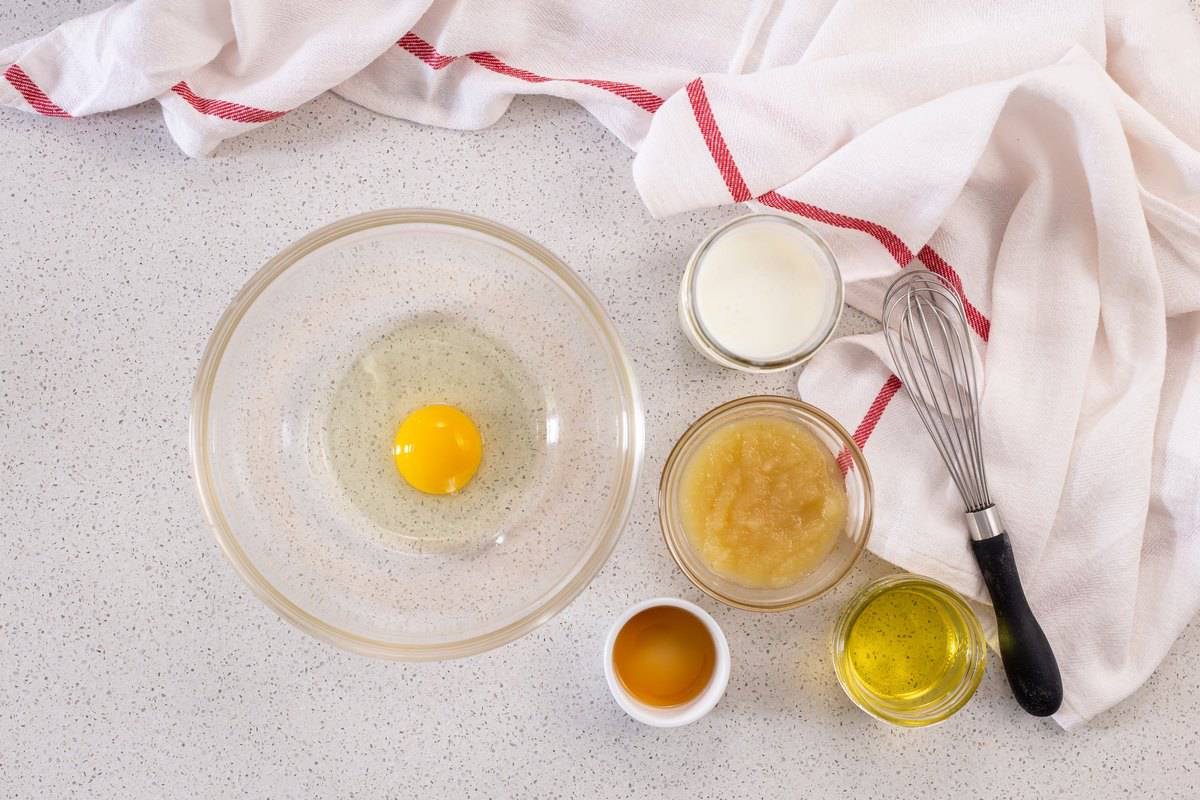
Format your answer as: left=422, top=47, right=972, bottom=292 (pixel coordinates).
left=883, top=271, right=992, bottom=512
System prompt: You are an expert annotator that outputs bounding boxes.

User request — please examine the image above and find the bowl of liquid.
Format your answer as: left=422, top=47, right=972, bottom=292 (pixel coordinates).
left=679, top=214, right=843, bottom=372
left=603, top=598, right=730, bottom=727
left=191, top=209, right=644, bottom=659
left=832, top=574, right=987, bottom=726
left=658, top=396, right=872, bottom=611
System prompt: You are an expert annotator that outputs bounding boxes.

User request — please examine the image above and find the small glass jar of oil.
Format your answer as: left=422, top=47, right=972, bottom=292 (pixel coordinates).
left=832, top=574, right=986, bottom=727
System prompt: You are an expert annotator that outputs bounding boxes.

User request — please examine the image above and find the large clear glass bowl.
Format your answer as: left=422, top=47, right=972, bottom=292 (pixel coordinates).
left=190, top=209, right=644, bottom=659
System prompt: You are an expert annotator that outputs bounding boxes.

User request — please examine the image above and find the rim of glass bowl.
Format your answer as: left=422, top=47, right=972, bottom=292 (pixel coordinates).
left=830, top=574, right=988, bottom=727
left=189, top=208, right=645, bottom=660
left=679, top=214, right=844, bottom=373
left=658, top=395, right=873, bottom=611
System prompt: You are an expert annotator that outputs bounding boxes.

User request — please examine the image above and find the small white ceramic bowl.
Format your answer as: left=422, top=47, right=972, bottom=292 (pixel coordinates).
left=603, top=598, right=731, bottom=727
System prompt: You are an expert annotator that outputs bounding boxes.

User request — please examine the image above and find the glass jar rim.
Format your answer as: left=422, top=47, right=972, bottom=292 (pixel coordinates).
left=680, top=213, right=844, bottom=372
left=831, top=573, right=988, bottom=727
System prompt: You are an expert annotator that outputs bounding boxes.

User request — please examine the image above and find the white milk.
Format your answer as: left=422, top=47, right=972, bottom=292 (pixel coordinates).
left=693, top=217, right=839, bottom=363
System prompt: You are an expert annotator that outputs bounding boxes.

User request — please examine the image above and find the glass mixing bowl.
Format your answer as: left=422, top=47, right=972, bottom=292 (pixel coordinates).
left=658, top=396, right=872, bottom=611
left=190, top=209, right=644, bottom=659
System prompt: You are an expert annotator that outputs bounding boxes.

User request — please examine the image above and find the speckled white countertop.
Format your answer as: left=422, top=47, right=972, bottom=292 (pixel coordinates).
left=3, top=3, right=1200, bottom=798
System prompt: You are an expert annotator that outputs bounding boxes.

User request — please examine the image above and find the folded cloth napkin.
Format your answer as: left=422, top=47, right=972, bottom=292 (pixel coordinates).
left=5, top=0, right=1199, bottom=728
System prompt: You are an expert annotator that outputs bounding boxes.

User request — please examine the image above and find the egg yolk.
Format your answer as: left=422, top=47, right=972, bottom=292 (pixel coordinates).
left=393, top=404, right=482, bottom=495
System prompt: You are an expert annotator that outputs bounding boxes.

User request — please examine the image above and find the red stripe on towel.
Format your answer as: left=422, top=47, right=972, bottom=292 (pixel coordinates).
left=759, top=190, right=914, bottom=267
left=684, top=78, right=991, bottom=345
left=4, top=65, right=70, bottom=117
left=685, top=78, right=916, bottom=267
left=683, top=77, right=993, bottom=457
left=685, top=78, right=752, bottom=202
left=918, top=244, right=990, bottom=341
left=397, top=32, right=663, bottom=113
left=170, top=81, right=288, bottom=124
left=397, top=32, right=458, bottom=69
left=837, top=374, right=904, bottom=473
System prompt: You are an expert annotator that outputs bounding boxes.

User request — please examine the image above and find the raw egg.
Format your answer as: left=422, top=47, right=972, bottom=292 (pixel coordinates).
left=393, top=404, right=482, bottom=495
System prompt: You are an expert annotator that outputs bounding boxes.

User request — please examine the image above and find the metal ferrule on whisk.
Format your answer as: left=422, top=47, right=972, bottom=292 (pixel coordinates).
left=883, top=270, right=994, bottom=516
left=966, top=505, right=1005, bottom=541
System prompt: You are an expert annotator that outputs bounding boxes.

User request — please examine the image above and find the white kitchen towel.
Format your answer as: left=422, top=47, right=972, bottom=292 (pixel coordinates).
left=4, top=0, right=1199, bottom=728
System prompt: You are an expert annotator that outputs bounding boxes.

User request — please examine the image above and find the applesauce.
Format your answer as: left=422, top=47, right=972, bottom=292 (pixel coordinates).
left=678, top=416, right=848, bottom=588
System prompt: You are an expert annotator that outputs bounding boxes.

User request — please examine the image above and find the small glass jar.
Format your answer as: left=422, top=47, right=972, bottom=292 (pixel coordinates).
left=679, top=214, right=843, bottom=372
left=832, top=574, right=987, bottom=727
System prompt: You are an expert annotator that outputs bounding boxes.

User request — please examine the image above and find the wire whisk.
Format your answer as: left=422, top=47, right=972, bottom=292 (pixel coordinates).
left=881, top=268, right=1063, bottom=718
left=882, top=270, right=990, bottom=511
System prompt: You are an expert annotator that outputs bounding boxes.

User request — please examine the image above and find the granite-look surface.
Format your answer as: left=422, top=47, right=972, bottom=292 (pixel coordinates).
left=2, top=3, right=1199, bottom=797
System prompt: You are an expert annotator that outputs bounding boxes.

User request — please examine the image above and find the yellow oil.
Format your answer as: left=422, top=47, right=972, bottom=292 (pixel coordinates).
left=837, top=578, right=983, bottom=724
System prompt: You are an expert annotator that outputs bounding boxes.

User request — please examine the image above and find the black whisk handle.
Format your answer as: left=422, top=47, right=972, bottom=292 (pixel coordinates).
left=971, top=533, right=1063, bottom=717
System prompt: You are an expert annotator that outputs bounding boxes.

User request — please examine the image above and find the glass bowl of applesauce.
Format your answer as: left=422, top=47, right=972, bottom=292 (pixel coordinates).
left=658, top=396, right=872, bottom=611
